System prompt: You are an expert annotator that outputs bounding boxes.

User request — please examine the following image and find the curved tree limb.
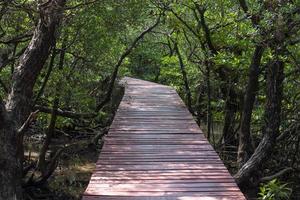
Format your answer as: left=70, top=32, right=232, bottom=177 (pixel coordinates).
left=17, top=110, right=39, bottom=136
left=260, top=168, right=293, bottom=183
left=95, top=15, right=161, bottom=112
left=35, top=105, right=96, bottom=119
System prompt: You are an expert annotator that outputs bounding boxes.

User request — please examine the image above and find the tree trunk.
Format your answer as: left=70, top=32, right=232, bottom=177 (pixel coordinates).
left=216, top=67, right=239, bottom=147
left=34, top=47, right=57, bottom=105
left=195, top=85, right=204, bottom=125
left=6, top=0, right=66, bottom=164
left=0, top=1, right=66, bottom=199
left=206, top=64, right=212, bottom=141
left=237, top=45, right=264, bottom=168
left=6, top=1, right=66, bottom=125
left=37, top=34, right=65, bottom=173
left=37, top=98, right=59, bottom=173
left=174, top=42, right=193, bottom=113
left=235, top=60, right=284, bottom=187
left=0, top=102, right=23, bottom=200
left=222, top=87, right=238, bottom=146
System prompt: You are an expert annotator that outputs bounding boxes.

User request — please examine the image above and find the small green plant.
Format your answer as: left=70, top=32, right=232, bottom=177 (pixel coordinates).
left=258, top=179, right=292, bottom=200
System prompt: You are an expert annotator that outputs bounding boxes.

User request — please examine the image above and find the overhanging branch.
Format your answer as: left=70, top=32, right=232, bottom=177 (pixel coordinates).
left=95, top=15, right=161, bottom=112
left=35, top=105, right=96, bottom=119
left=260, top=168, right=293, bottom=182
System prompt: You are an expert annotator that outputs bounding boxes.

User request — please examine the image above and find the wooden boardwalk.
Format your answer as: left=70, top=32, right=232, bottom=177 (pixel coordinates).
left=83, top=77, right=245, bottom=200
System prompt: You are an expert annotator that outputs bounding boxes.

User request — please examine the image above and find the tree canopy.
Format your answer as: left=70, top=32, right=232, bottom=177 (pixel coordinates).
left=0, top=0, right=300, bottom=199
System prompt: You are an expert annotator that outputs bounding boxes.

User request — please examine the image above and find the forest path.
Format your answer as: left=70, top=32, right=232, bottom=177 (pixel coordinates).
left=82, top=77, right=245, bottom=200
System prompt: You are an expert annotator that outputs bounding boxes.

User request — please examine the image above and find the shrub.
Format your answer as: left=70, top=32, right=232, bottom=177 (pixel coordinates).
left=258, top=179, right=292, bottom=200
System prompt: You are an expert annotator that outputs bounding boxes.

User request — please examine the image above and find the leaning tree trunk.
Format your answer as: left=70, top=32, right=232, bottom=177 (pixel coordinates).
left=6, top=0, right=66, bottom=163
left=6, top=0, right=66, bottom=126
left=237, top=45, right=264, bottom=168
left=0, top=1, right=66, bottom=199
left=234, top=60, right=284, bottom=187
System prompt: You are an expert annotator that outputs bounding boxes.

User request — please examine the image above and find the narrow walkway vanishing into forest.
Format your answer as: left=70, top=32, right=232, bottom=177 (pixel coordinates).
left=83, top=77, right=245, bottom=200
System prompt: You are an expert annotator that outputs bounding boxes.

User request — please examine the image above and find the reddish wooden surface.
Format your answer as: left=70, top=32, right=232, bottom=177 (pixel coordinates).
left=83, top=77, right=245, bottom=200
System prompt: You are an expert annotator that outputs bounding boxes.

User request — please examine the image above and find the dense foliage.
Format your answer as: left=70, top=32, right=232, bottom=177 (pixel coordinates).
left=0, top=0, right=299, bottom=199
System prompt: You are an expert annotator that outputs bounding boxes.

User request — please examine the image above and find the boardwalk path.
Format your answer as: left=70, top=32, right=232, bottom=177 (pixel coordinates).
left=83, top=77, right=245, bottom=200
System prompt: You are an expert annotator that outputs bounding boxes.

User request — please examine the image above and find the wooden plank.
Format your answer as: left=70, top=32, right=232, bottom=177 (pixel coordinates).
left=84, top=191, right=244, bottom=196
left=86, top=183, right=240, bottom=190
left=99, top=155, right=220, bottom=159
left=89, top=178, right=236, bottom=183
left=91, top=170, right=234, bottom=175
left=91, top=171, right=233, bottom=177
left=83, top=196, right=245, bottom=200
left=94, top=163, right=227, bottom=169
left=82, top=77, right=245, bottom=200
left=107, top=130, right=203, bottom=134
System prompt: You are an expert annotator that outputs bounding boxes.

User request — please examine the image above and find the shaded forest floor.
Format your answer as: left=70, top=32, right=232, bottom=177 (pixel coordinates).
left=21, top=84, right=124, bottom=200
left=24, top=133, right=99, bottom=200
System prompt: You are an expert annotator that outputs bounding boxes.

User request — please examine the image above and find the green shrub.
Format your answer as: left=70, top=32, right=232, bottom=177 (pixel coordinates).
left=258, top=179, right=292, bottom=200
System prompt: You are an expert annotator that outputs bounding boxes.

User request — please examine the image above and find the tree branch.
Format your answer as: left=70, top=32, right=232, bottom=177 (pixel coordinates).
left=64, top=0, right=100, bottom=10
left=34, top=48, right=57, bottom=105
left=194, top=3, right=217, bottom=54
left=170, top=8, right=201, bottom=40
left=95, top=15, right=161, bottom=112
left=35, top=105, right=96, bottom=119
left=17, top=110, right=39, bottom=136
left=0, top=33, right=32, bottom=44
left=260, top=168, right=293, bottom=182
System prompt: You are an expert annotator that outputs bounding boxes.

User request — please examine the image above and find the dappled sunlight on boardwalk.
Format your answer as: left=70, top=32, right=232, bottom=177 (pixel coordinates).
left=82, top=77, right=245, bottom=200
